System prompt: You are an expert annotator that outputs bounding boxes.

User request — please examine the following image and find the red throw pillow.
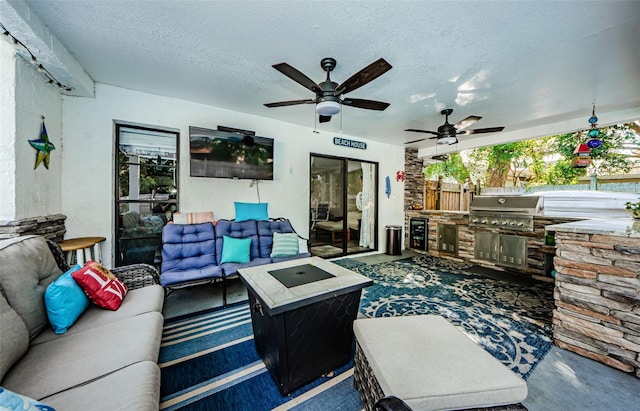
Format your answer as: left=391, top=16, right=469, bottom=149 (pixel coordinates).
left=72, top=261, right=128, bottom=310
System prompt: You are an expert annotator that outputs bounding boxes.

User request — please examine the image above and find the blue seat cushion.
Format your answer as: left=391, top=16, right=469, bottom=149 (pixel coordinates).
left=270, top=252, right=311, bottom=264
left=160, top=222, right=219, bottom=287
left=221, top=258, right=272, bottom=276
left=161, top=264, right=224, bottom=287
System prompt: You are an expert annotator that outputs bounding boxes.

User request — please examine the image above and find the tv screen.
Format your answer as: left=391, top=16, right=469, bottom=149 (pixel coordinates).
left=189, top=126, right=274, bottom=180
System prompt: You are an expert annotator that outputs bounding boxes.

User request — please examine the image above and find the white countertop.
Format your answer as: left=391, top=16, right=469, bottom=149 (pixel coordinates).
left=546, top=218, right=640, bottom=239
left=237, top=257, right=373, bottom=315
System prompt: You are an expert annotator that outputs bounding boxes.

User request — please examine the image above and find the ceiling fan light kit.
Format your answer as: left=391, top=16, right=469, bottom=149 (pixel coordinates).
left=265, top=57, right=392, bottom=123
left=316, top=100, right=341, bottom=116
left=437, top=135, right=458, bottom=145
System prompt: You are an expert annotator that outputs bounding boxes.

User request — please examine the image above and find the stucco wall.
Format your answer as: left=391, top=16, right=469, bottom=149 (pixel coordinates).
left=0, top=40, right=17, bottom=220
left=0, top=40, right=62, bottom=221
left=62, top=84, right=405, bottom=266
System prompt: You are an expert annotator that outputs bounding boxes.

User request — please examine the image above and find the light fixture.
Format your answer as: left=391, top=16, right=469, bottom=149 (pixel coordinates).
left=316, top=100, right=340, bottom=116
left=437, top=135, right=458, bottom=145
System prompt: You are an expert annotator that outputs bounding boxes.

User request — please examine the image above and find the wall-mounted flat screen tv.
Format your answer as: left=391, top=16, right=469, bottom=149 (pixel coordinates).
left=189, top=126, right=274, bottom=180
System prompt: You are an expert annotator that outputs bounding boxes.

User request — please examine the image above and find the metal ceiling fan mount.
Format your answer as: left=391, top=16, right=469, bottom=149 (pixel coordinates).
left=264, top=57, right=392, bottom=123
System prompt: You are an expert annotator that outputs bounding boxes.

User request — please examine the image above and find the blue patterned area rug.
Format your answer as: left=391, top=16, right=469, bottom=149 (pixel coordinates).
left=345, top=255, right=555, bottom=379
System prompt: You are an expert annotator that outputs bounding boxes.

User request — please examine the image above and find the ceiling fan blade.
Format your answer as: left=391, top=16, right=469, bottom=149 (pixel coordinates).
left=404, top=137, right=429, bottom=144
left=272, top=62, right=321, bottom=93
left=264, top=99, right=315, bottom=108
left=454, top=115, right=482, bottom=130
left=319, top=115, right=332, bottom=123
left=404, top=128, right=439, bottom=135
left=342, top=98, right=390, bottom=111
left=337, top=58, right=392, bottom=95
left=464, top=126, right=505, bottom=135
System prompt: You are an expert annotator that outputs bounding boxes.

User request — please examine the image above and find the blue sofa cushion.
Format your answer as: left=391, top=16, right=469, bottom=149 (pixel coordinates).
left=234, top=202, right=269, bottom=222
left=44, top=264, right=88, bottom=334
left=215, top=220, right=259, bottom=264
left=160, top=223, right=221, bottom=287
left=220, top=236, right=251, bottom=263
left=160, top=264, right=223, bottom=287
left=257, top=220, right=295, bottom=258
left=220, top=257, right=272, bottom=276
left=270, top=253, right=311, bottom=264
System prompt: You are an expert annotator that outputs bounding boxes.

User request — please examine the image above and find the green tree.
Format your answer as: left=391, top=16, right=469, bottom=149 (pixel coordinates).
left=465, top=140, right=546, bottom=187
left=423, top=152, right=470, bottom=183
left=542, top=124, right=639, bottom=185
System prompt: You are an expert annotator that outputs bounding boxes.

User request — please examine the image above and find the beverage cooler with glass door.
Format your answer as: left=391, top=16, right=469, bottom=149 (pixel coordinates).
left=409, top=218, right=428, bottom=251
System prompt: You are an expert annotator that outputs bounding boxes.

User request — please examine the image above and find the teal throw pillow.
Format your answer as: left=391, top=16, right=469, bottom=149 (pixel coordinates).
left=234, top=202, right=269, bottom=222
left=221, top=236, right=251, bottom=263
left=44, top=264, right=89, bottom=334
left=0, top=386, right=56, bottom=410
left=270, top=232, right=300, bottom=257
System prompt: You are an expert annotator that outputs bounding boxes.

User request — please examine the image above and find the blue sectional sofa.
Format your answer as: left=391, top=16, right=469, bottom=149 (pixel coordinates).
left=160, top=218, right=310, bottom=304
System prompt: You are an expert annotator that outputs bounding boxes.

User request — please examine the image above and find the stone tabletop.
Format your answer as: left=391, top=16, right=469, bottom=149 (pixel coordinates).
left=545, top=217, right=640, bottom=239
left=237, top=257, right=373, bottom=315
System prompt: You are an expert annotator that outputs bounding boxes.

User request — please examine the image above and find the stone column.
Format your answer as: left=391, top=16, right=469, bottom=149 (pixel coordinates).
left=404, top=149, right=424, bottom=246
left=404, top=148, right=424, bottom=210
left=553, top=231, right=640, bottom=377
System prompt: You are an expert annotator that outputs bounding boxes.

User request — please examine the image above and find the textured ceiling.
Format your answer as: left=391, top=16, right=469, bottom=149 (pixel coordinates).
left=12, top=1, right=640, bottom=157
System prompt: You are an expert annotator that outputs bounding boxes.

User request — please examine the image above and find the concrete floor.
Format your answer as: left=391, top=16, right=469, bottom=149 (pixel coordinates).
left=162, top=251, right=640, bottom=410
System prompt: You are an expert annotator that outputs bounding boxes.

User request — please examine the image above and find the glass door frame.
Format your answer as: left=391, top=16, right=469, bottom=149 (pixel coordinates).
left=113, top=122, right=180, bottom=267
left=309, top=153, right=379, bottom=257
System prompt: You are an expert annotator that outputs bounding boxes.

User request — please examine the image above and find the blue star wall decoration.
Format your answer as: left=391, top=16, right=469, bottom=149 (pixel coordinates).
left=28, top=119, right=55, bottom=169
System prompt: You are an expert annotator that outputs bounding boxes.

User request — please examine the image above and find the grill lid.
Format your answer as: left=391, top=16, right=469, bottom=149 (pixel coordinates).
left=470, top=195, right=543, bottom=215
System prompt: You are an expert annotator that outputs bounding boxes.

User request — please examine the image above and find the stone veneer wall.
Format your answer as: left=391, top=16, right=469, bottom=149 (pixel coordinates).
left=0, top=214, right=67, bottom=242
left=553, top=231, right=640, bottom=377
left=404, top=148, right=424, bottom=211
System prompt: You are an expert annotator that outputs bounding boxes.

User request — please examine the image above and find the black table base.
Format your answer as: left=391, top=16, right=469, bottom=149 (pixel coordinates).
left=248, top=290, right=362, bottom=395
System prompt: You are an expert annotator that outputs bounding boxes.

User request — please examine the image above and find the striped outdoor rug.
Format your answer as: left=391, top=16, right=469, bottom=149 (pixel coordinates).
left=158, top=302, right=363, bottom=411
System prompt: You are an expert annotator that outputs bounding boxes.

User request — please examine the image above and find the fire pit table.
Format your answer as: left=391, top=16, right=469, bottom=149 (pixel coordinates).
left=237, top=257, right=373, bottom=395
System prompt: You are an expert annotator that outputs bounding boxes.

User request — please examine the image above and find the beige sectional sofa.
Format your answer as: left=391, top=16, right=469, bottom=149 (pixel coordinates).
left=0, top=235, right=165, bottom=410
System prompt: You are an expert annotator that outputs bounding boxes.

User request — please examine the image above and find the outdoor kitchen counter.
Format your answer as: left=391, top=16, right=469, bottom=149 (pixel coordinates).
left=545, top=217, right=640, bottom=238
left=546, top=217, right=640, bottom=379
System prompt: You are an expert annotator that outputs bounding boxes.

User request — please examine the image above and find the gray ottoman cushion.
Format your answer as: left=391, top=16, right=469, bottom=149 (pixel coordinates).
left=353, top=315, right=528, bottom=411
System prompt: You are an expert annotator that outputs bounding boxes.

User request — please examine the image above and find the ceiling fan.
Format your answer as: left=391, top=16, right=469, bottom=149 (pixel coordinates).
left=264, top=57, right=392, bottom=123
left=404, top=108, right=505, bottom=145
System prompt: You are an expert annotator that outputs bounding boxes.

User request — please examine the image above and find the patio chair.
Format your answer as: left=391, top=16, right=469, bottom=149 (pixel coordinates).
left=160, top=222, right=224, bottom=297
left=311, top=201, right=330, bottom=230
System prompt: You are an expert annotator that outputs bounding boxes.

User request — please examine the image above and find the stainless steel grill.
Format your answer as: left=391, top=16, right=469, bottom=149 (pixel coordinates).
left=469, top=195, right=542, bottom=232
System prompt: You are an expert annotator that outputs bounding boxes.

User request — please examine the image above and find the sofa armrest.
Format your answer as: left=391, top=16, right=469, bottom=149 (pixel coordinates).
left=46, top=239, right=71, bottom=272
left=111, top=263, right=160, bottom=290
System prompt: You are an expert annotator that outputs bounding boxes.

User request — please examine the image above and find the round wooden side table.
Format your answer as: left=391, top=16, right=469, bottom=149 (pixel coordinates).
left=60, top=236, right=106, bottom=266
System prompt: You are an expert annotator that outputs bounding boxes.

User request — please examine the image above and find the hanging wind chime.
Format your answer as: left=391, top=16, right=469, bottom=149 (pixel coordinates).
left=572, top=105, right=602, bottom=168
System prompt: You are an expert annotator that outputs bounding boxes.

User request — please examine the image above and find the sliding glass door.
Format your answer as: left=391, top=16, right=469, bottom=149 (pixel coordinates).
left=309, top=154, right=378, bottom=258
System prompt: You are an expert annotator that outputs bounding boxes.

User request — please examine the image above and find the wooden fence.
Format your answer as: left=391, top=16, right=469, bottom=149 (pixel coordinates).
left=423, top=178, right=639, bottom=212
left=424, top=178, right=475, bottom=211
